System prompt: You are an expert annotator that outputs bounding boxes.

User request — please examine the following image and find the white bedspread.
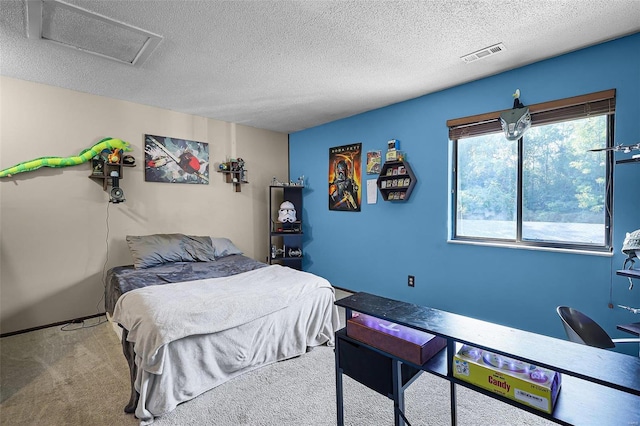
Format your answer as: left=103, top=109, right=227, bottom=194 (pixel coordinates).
left=112, top=264, right=339, bottom=424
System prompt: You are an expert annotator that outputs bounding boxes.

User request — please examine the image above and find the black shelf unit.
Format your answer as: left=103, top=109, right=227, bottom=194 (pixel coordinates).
left=376, top=160, right=417, bottom=201
left=335, top=292, right=640, bottom=426
left=269, top=185, right=304, bottom=270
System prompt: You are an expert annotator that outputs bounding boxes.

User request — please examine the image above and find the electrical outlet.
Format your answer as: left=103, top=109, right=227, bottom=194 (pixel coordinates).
left=408, top=275, right=415, bottom=287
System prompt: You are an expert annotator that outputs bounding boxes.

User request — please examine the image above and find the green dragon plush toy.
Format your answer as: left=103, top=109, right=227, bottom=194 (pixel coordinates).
left=0, top=137, right=132, bottom=178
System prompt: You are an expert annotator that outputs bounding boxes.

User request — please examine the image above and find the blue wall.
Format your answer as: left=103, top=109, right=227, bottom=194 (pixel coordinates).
left=290, top=33, right=640, bottom=355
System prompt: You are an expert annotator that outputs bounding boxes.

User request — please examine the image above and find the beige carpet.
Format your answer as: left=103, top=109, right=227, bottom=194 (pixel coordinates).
left=0, top=317, right=137, bottom=425
left=1, top=301, right=555, bottom=426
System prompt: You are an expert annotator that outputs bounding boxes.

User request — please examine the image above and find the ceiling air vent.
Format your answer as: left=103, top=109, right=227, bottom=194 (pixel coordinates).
left=25, top=0, right=162, bottom=66
left=460, top=43, right=506, bottom=63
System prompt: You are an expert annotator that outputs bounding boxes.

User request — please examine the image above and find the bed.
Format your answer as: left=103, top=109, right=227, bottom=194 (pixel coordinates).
left=106, top=234, right=340, bottom=425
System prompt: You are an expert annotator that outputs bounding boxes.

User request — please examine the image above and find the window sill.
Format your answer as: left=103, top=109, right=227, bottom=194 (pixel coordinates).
left=447, top=238, right=613, bottom=257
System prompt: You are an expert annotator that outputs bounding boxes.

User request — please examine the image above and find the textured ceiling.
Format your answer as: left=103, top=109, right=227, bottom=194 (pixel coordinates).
left=1, top=0, right=639, bottom=133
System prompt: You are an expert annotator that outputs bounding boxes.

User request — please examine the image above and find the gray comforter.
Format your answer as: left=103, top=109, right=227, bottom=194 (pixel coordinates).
left=104, top=254, right=266, bottom=315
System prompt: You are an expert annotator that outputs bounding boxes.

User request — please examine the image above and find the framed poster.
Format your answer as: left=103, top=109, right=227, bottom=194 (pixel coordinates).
left=144, top=134, right=209, bottom=184
left=328, top=143, right=362, bottom=211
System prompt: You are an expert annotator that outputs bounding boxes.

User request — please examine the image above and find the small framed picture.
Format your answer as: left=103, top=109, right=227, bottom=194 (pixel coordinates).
left=392, top=168, right=398, bottom=175
left=92, top=158, right=105, bottom=176
left=397, top=166, right=405, bottom=175
left=400, top=192, right=406, bottom=199
left=404, top=178, right=411, bottom=186
left=386, top=168, right=393, bottom=176
left=381, top=180, right=387, bottom=189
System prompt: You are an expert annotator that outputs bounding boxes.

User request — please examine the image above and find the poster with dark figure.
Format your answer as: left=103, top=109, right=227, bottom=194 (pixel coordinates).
left=328, top=143, right=362, bottom=211
left=144, top=134, right=209, bottom=184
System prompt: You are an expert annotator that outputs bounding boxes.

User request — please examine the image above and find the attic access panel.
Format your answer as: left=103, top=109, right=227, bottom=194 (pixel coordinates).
left=26, top=0, right=162, bottom=66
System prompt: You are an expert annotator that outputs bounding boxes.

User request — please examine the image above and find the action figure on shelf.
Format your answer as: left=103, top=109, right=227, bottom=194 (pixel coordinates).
left=271, top=244, right=285, bottom=259
left=278, top=201, right=297, bottom=223
left=271, top=176, right=287, bottom=186
left=236, top=157, right=247, bottom=182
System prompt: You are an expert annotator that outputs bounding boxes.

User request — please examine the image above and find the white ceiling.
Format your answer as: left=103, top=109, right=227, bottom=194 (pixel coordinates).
left=1, top=0, right=639, bottom=134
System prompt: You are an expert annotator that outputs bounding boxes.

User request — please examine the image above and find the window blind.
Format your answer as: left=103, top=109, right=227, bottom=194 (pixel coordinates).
left=447, top=89, right=616, bottom=140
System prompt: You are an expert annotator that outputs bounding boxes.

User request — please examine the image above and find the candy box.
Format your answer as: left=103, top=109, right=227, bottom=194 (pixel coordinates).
left=453, top=344, right=561, bottom=414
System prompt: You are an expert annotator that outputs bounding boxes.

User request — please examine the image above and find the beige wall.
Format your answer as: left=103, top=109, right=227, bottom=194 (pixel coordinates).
left=0, top=76, right=289, bottom=334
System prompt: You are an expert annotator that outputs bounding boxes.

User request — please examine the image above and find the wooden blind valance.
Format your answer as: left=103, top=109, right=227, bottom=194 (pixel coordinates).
left=447, top=89, right=616, bottom=140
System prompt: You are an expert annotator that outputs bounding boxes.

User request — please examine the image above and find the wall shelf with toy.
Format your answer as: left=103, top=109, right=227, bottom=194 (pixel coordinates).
left=217, top=158, right=248, bottom=192
left=376, top=160, right=417, bottom=201
left=89, top=148, right=135, bottom=191
left=376, top=140, right=417, bottom=202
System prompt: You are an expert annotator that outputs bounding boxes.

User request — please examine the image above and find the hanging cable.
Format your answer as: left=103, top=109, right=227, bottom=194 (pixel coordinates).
left=95, top=201, right=111, bottom=314
left=60, top=316, right=107, bottom=331
left=62, top=192, right=113, bottom=331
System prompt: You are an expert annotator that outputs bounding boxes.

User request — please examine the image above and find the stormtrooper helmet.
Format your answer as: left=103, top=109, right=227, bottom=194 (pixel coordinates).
left=278, top=201, right=297, bottom=222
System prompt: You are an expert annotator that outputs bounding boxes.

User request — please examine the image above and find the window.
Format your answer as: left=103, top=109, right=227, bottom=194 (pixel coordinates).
left=449, top=90, right=614, bottom=252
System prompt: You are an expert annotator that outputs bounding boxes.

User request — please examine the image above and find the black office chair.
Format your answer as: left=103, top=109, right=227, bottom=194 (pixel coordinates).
left=556, top=306, right=640, bottom=350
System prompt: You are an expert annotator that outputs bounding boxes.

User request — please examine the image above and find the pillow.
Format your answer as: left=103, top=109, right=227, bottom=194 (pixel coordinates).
left=210, top=237, right=243, bottom=258
left=126, top=234, right=217, bottom=269
left=182, top=235, right=217, bottom=262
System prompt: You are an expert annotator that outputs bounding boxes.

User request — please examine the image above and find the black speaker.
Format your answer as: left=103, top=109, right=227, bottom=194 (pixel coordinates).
left=110, top=186, right=125, bottom=203
left=110, top=171, right=125, bottom=203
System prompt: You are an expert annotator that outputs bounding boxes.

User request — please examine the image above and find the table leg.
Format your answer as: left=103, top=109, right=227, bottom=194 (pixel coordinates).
left=447, top=339, right=457, bottom=425
left=335, top=343, right=345, bottom=426
left=450, top=382, right=457, bottom=425
left=391, top=359, right=405, bottom=426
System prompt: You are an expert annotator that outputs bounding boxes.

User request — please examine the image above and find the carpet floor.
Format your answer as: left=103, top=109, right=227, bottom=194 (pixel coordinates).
left=1, top=293, right=556, bottom=425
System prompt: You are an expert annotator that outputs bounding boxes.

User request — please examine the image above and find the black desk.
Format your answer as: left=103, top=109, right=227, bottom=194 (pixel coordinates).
left=335, top=292, right=640, bottom=426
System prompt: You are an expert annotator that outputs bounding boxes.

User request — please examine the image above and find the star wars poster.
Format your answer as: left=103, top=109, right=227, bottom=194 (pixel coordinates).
left=328, top=143, right=362, bottom=211
left=144, top=134, right=209, bottom=184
